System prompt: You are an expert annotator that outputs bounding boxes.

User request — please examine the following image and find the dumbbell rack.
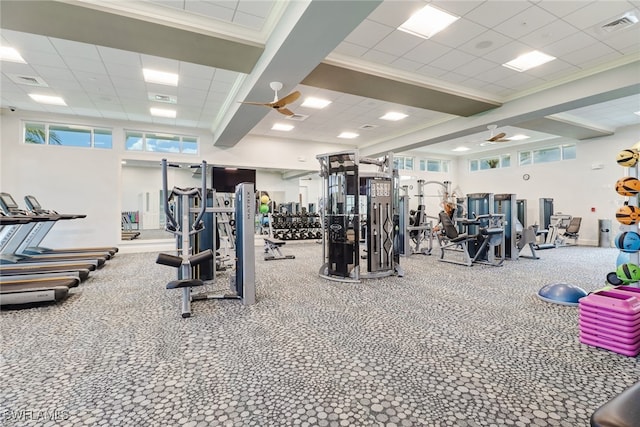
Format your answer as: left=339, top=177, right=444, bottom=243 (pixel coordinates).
left=269, top=212, right=322, bottom=240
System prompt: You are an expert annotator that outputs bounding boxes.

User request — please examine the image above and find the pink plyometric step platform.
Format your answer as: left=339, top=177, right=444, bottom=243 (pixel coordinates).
left=578, top=287, right=640, bottom=357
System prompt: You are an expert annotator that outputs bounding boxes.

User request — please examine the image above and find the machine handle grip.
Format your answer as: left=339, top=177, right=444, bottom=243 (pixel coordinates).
left=192, top=160, right=208, bottom=232
left=161, top=159, right=179, bottom=232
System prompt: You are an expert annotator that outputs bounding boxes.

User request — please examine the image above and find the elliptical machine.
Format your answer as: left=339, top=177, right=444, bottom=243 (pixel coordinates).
left=156, top=159, right=255, bottom=318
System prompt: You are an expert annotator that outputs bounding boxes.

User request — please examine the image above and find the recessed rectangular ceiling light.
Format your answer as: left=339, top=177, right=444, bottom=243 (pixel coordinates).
left=338, top=132, right=359, bottom=139
left=452, top=146, right=470, bottom=152
left=398, top=5, right=459, bottom=39
left=502, top=50, right=556, bottom=72
left=29, top=94, right=66, bottom=106
left=150, top=107, right=176, bottom=118
left=0, top=46, right=26, bottom=63
left=143, top=68, right=179, bottom=86
left=507, top=134, right=530, bottom=141
left=634, top=111, right=640, bottom=116
left=301, top=97, right=332, bottom=109
left=272, top=123, right=294, bottom=131
left=380, top=112, right=408, bottom=121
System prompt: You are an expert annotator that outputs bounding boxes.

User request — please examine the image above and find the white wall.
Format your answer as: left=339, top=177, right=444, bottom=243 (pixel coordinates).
left=0, top=109, right=350, bottom=250
left=455, top=124, right=640, bottom=246
left=3, top=107, right=636, bottom=250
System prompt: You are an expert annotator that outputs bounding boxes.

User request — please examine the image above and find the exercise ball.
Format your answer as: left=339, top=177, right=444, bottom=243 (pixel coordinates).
left=259, top=204, right=269, bottom=214
left=260, top=195, right=270, bottom=204
left=617, top=148, right=639, bottom=167
left=537, top=283, right=588, bottom=306
left=615, top=177, right=640, bottom=196
left=616, top=205, right=640, bottom=225
left=617, top=251, right=631, bottom=267
left=616, top=263, right=640, bottom=283
left=615, top=231, right=640, bottom=253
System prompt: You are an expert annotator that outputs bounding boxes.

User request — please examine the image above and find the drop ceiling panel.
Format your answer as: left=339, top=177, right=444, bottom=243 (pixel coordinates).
left=179, top=62, right=216, bottom=79
left=519, top=20, right=582, bottom=50
left=456, top=29, right=513, bottom=58
left=63, top=58, right=108, bottom=74
left=373, top=30, right=423, bottom=57
left=403, top=40, right=451, bottom=64
left=234, top=11, right=264, bottom=29
left=536, top=0, right=593, bottom=18
left=463, top=1, right=532, bottom=28
left=343, top=20, right=394, bottom=49
left=434, top=19, right=489, bottom=49
left=237, top=1, right=274, bottom=19
left=97, top=46, right=141, bottom=66
left=50, top=38, right=101, bottom=60
left=563, top=1, right=636, bottom=30
left=366, top=1, right=421, bottom=28
left=480, top=40, right=537, bottom=65
left=1, top=29, right=58, bottom=54
left=543, top=32, right=599, bottom=57
left=333, top=41, right=369, bottom=57
left=494, top=6, right=559, bottom=41
left=361, top=49, right=397, bottom=65
left=563, top=42, right=620, bottom=67
left=21, top=51, right=68, bottom=68
left=183, top=1, right=235, bottom=22
left=601, top=27, right=640, bottom=51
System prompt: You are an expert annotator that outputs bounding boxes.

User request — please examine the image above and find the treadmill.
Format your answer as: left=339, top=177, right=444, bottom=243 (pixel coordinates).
left=0, top=193, right=109, bottom=267
left=0, top=213, right=93, bottom=281
left=23, top=194, right=118, bottom=256
left=0, top=215, right=80, bottom=307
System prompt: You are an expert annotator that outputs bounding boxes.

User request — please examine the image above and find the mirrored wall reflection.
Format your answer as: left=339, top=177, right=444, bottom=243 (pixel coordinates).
left=120, top=159, right=322, bottom=241
left=121, top=159, right=201, bottom=241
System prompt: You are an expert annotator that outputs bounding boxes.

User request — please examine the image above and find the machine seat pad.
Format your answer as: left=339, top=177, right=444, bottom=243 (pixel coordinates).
left=166, top=279, right=204, bottom=289
left=483, top=228, right=503, bottom=235
left=264, top=238, right=285, bottom=247
left=451, top=234, right=473, bottom=243
left=590, top=381, right=640, bottom=427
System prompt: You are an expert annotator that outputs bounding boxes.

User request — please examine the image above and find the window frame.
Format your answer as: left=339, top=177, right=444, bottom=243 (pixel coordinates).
left=124, top=130, right=199, bottom=154
left=23, top=121, right=113, bottom=149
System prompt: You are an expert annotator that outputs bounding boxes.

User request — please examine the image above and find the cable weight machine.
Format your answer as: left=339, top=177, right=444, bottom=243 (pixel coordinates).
left=156, top=159, right=255, bottom=318
left=316, top=150, right=403, bottom=282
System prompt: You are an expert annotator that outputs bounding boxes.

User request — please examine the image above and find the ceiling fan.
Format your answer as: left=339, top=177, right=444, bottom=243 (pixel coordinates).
left=239, top=81, right=301, bottom=116
left=484, top=124, right=509, bottom=143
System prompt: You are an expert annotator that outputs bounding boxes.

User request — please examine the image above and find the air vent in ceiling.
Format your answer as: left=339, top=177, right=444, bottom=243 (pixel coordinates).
left=8, top=74, right=48, bottom=87
left=599, top=12, right=638, bottom=33
left=148, top=93, right=177, bottom=104
left=285, top=113, right=309, bottom=121
left=359, top=124, right=379, bottom=130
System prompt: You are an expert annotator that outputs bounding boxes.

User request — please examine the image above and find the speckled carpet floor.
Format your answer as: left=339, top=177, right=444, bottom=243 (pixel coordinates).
left=1, top=242, right=638, bottom=426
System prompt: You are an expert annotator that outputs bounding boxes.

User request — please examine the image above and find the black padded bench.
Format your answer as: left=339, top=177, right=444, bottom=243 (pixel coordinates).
left=590, top=381, right=640, bottom=427
left=264, top=238, right=295, bottom=261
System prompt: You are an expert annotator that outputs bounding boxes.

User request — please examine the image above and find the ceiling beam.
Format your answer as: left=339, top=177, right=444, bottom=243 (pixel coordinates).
left=301, top=62, right=501, bottom=117
left=360, top=60, right=640, bottom=157
left=0, top=0, right=263, bottom=73
left=515, top=115, right=614, bottom=140
left=212, top=0, right=383, bottom=147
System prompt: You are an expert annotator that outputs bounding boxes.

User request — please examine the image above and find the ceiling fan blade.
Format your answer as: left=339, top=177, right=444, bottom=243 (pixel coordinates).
left=239, top=101, right=272, bottom=107
left=273, top=91, right=301, bottom=108
left=277, top=107, right=295, bottom=116
left=487, top=132, right=507, bottom=142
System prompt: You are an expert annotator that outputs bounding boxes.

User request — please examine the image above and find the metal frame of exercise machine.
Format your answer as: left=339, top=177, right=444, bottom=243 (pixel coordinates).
left=317, top=150, right=403, bottom=282
left=156, top=159, right=255, bottom=318
left=438, top=193, right=505, bottom=267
